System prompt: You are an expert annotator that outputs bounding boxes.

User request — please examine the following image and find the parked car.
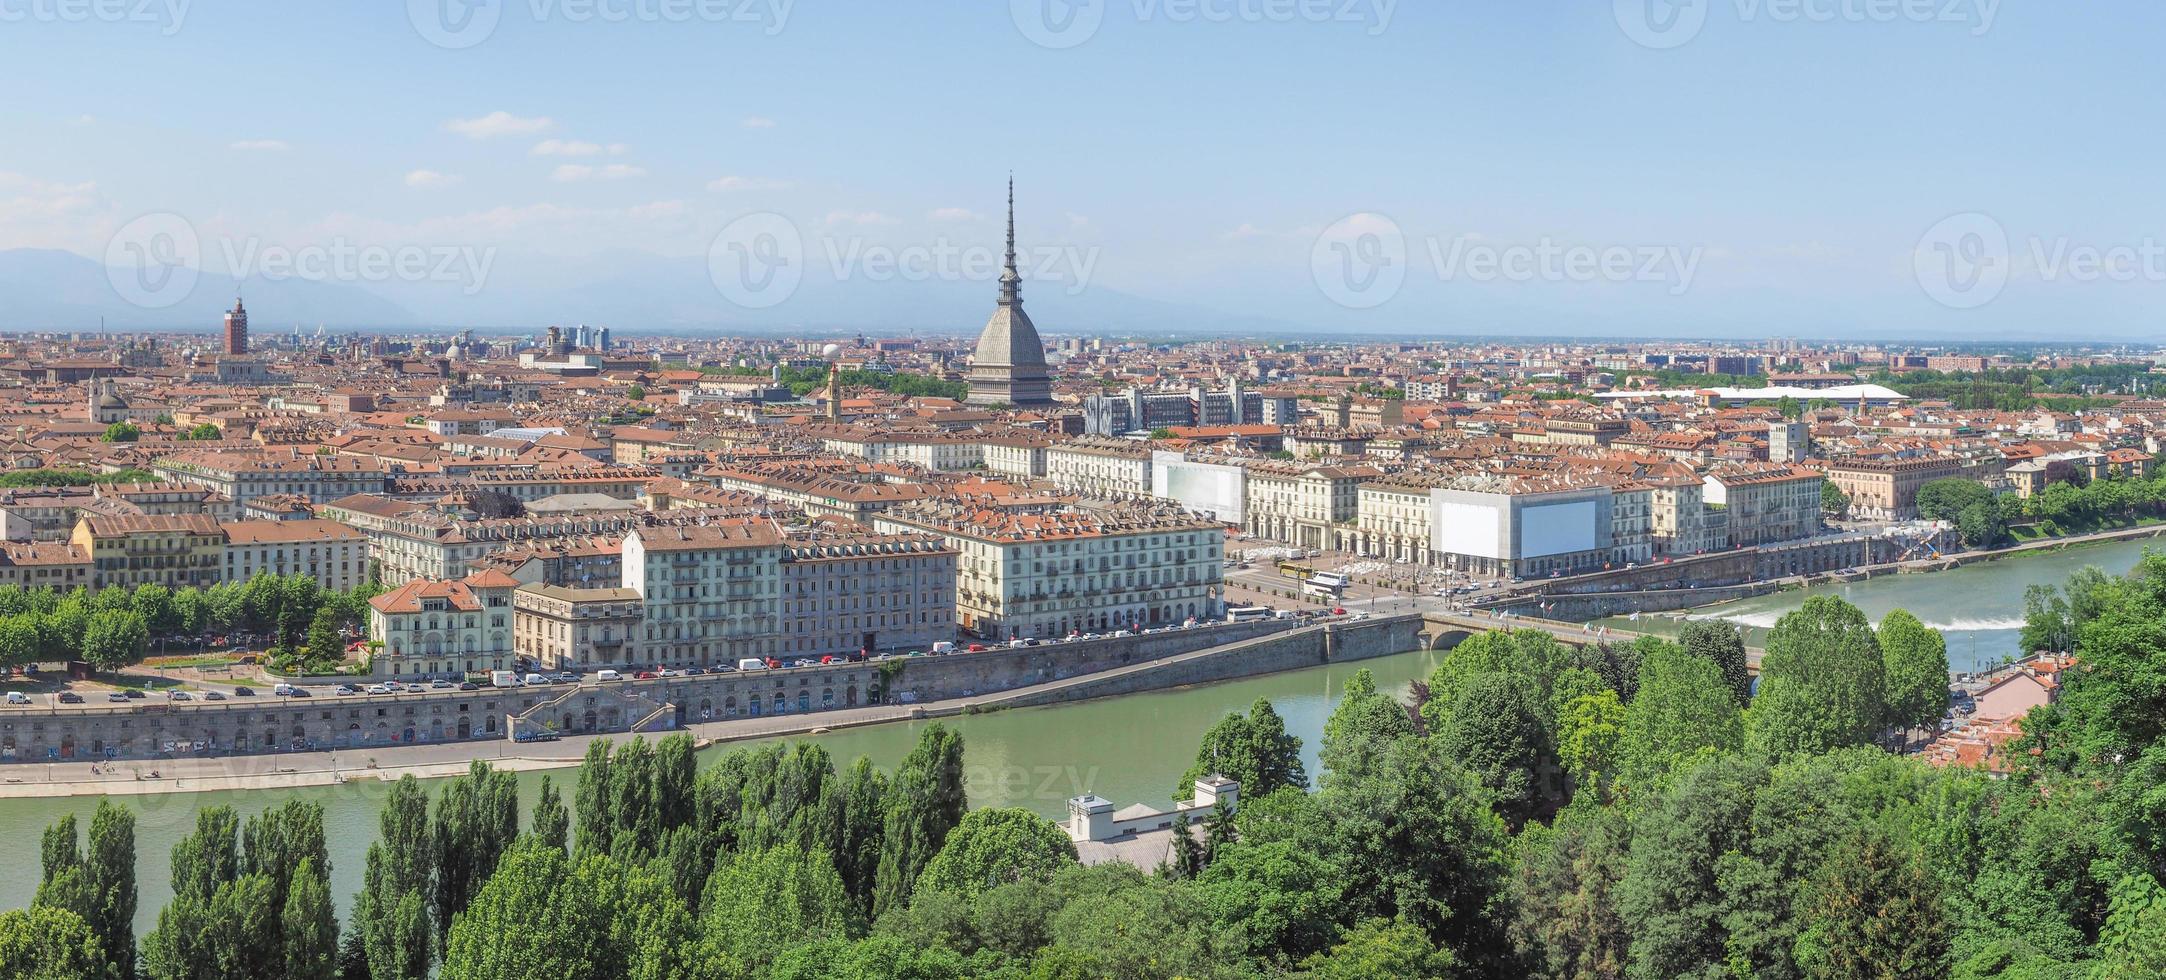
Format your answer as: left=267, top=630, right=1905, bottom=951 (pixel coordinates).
left=429, top=679, right=452, bottom=689
left=634, top=670, right=658, bottom=680
left=458, top=681, right=479, bottom=691
left=366, top=684, right=393, bottom=695
left=334, top=684, right=359, bottom=695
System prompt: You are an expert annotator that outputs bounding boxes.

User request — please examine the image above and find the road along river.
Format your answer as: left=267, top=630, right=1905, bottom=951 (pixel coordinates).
left=0, top=645, right=1443, bottom=937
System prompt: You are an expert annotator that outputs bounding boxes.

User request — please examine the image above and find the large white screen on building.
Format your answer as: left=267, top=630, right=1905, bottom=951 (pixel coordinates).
left=1154, top=457, right=1244, bottom=524
left=1432, top=499, right=1505, bottom=559
left=1519, top=500, right=1598, bottom=558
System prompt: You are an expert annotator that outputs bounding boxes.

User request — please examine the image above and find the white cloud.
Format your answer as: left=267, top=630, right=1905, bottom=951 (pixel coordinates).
left=0, top=172, right=111, bottom=251
left=69, top=115, right=96, bottom=128
left=929, top=207, right=982, bottom=222
left=404, top=169, right=463, bottom=189
left=442, top=111, right=556, bottom=139
left=707, top=175, right=793, bottom=192
left=740, top=116, right=776, bottom=129
left=824, top=210, right=897, bottom=226
left=229, top=139, right=291, bottom=152
left=552, top=163, right=648, bottom=182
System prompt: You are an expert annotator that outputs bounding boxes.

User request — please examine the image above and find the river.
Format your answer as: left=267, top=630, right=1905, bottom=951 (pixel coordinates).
left=7, top=534, right=2150, bottom=936
left=1597, top=534, right=2162, bottom=673
left=0, top=645, right=1445, bottom=936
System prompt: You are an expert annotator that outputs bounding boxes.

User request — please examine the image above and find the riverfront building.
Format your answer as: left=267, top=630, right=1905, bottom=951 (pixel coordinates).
left=874, top=502, right=1225, bottom=640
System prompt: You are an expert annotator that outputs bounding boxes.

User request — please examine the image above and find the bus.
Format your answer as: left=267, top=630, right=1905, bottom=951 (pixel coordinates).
left=1277, top=561, right=1316, bottom=580
left=1226, top=606, right=1275, bottom=623
left=1303, top=571, right=1350, bottom=600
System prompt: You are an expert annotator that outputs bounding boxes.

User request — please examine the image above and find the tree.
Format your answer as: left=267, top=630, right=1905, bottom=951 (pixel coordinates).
left=1428, top=672, right=1558, bottom=827
left=1511, top=801, right=1631, bottom=980
left=1878, top=609, right=1951, bottom=744
left=0, top=905, right=109, bottom=980
left=1297, top=918, right=1456, bottom=979
left=1678, top=619, right=1754, bottom=706
left=1173, top=697, right=1307, bottom=800
left=185, top=423, right=223, bottom=440
left=1792, top=827, right=1950, bottom=979
left=1748, top=595, right=1886, bottom=759
left=1821, top=480, right=1850, bottom=517
left=916, top=807, right=1076, bottom=898
left=441, top=843, right=694, bottom=980
left=85, top=800, right=137, bottom=980
left=1617, top=755, right=1766, bottom=979
left=100, top=421, right=140, bottom=443
left=625, top=384, right=646, bottom=401
left=531, top=775, right=569, bottom=851
left=304, top=605, right=343, bottom=666
left=1557, top=690, right=1628, bottom=802
left=352, top=776, right=435, bottom=980
left=699, top=845, right=860, bottom=976
left=465, top=490, right=525, bottom=519
left=431, top=760, right=521, bottom=941
left=872, top=724, right=967, bottom=917
left=1621, top=645, right=1744, bottom=791
left=280, top=859, right=338, bottom=980
left=80, top=609, right=149, bottom=672
left=1319, top=668, right=1414, bottom=783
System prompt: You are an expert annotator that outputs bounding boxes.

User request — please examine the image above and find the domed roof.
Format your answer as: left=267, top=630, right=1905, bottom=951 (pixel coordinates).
left=973, top=303, right=1046, bottom=369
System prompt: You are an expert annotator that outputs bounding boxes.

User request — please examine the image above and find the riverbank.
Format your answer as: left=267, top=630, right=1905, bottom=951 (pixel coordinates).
left=0, top=615, right=1423, bottom=799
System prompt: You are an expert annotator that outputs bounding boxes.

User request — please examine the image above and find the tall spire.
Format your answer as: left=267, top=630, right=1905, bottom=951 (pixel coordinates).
left=999, top=173, right=1021, bottom=307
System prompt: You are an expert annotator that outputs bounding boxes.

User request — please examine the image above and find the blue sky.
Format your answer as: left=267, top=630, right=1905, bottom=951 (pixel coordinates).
left=3, top=1, right=2163, bottom=338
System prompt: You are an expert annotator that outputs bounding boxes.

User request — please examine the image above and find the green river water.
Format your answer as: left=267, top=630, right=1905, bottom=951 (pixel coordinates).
left=4, top=533, right=2150, bottom=935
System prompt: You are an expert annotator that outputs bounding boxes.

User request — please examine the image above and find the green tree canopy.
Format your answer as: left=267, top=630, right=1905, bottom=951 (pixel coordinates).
left=1749, top=595, right=1887, bottom=759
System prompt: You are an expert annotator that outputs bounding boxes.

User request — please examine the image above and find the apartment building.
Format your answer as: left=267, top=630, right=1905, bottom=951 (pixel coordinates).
left=1352, top=477, right=1439, bottom=564
left=1044, top=439, right=1153, bottom=502
left=221, top=518, right=370, bottom=592
left=153, top=450, right=393, bottom=506
left=368, top=570, right=519, bottom=678
left=0, top=542, right=93, bottom=591
left=1240, top=461, right=1377, bottom=552
left=621, top=523, right=785, bottom=664
left=70, top=514, right=225, bottom=590
left=1824, top=456, right=1962, bottom=521
left=511, top=584, right=645, bottom=669
left=776, top=532, right=958, bottom=658
left=699, top=463, right=935, bottom=522
left=874, top=503, right=1224, bottom=640
left=1703, top=466, right=1824, bottom=548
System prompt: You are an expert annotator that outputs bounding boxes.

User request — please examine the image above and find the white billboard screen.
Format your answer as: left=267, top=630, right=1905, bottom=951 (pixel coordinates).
left=1519, top=500, right=1598, bottom=558
left=1153, top=456, right=1244, bottom=524
left=1432, top=499, right=1505, bottom=559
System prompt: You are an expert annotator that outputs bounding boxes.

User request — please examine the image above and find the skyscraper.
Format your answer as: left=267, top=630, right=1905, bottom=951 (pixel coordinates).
left=966, top=178, right=1054, bottom=408
left=222, top=298, right=249, bottom=355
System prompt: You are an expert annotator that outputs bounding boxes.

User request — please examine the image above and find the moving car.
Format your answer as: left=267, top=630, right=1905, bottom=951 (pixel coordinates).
left=58, top=692, right=83, bottom=704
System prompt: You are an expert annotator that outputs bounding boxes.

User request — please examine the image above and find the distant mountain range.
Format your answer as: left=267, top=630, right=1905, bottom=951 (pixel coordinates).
left=0, top=247, right=1308, bottom=339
